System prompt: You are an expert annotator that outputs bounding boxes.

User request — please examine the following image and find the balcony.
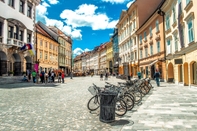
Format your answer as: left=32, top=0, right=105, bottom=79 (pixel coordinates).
left=155, top=34, right=161, bottom=41
left=7, top=38, right=25, bottom=47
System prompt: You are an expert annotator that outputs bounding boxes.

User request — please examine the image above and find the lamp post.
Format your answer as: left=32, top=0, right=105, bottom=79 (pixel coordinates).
left=157, top=8, right=166, bottom=81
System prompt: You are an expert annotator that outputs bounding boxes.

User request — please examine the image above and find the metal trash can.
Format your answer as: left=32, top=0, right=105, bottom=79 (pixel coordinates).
left=99, top=91, right=117, bottom=123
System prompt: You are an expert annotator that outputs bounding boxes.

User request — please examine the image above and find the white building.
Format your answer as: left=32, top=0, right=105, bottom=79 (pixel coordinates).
left=0, top=0, right=40, bottom=76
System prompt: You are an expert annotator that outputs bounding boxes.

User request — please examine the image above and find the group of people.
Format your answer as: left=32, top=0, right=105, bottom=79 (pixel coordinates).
left=22, top=70, right=68, bottom=84
left=100, top=72, right=109, bottom=81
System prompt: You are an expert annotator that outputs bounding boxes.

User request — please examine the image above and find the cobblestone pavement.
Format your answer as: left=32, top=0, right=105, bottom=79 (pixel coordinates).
left=0, top=76, right=197, bottom=131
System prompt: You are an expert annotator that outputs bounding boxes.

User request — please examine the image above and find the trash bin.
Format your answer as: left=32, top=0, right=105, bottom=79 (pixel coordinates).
left=99, top=91, right=117, bottom=123
left=128, top=75, right=131, bottom=80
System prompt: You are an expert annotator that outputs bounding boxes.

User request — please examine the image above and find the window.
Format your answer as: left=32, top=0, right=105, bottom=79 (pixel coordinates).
left=50, top=43, right=52, bottom=49
left=19, top=30, right=23, bottom=41
left=187, top=18, right=194, bottom=43
left=165, top=14, right=170, bottom=30
left=9, top=0, right=14, bottom=7
left=149, top=27, right=152, bottom=37
left=40, top=51, right=42, bottom=59
left=0, top=21, right=3, bottom=36
left=150, top=45, right=153, bottom=55
left=40, top=40, right=43, bottom=46
left=167, top=39, right=171, bottom=54
left=172, top=7, right=176, bottom=23
left=144, top=32, right=147, bottom=41
left=19, top=0, right=24, bottom=13
left=27, top=32, right=31, bottom=43
left=186, top=0, right=190, bottom=5
left=27, top=4, right=32, bottom=18
left=45, top=52, right=47, bottom=59
left=156, top=20, right=159, bottom=32
left=8, top=26, right=13, bottom=38
left=157, top=41, right=160, bottom=53
left=140, top=50, right=143, bottom=59
left=139, top=35, right=142, bottom=44
left=45, top=42, right=47, bottom=47
left=145, top=48, right=148, bottom=57
left=174, top=34, right=178, bottom=51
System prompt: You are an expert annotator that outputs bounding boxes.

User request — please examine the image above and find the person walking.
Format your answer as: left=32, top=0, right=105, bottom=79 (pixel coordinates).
left=137, top=71, right=141, bottom=79
left=45, top=72, right=48, bottom=84
left=58, top=72, right=62, bottom=83
left=154, top=69, right=160, bottom=87
left=70, top=71, right=73, bottom=79
left=40, top=71, right=45, bottom=84
left=31, top=70, right=37, bottom=83
left=51, top=71, right=55, bottom=83
left=62, top=72, right=65, bottom=83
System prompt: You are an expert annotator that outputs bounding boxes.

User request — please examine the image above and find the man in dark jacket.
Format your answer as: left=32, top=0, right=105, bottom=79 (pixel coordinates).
left=154, top=69, right=160, bottom=87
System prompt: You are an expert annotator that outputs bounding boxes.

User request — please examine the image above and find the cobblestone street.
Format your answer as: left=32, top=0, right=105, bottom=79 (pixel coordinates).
left=0, top=76, right=197, bottom=131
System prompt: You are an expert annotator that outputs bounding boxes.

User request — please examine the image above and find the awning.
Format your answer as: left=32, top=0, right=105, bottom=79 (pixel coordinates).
left=149, top=59, right=159, bottom=66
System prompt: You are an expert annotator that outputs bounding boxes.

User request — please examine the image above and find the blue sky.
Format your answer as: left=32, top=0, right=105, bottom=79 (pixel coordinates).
left=36, top=0, right=135, bottom=56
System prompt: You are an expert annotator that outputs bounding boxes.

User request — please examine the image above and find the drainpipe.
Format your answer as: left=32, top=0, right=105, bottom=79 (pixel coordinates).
left=157, top=9, right=166, bottom=82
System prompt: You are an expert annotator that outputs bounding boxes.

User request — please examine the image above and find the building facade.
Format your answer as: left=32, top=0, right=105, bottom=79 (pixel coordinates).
left=0, top=0, right=40, bottom=76
left=136, top=1, right=166, bottom=80
left=162, top=0, right=197, bottom=86
left=106, top=41, right=113, bottom=75
left=35, top=23, right=59, bottom=72
left=116, top=0, right=163, bottom=77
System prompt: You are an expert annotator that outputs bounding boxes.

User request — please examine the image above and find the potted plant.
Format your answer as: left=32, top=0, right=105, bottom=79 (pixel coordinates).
left=8, top=71, right=14, bottom=76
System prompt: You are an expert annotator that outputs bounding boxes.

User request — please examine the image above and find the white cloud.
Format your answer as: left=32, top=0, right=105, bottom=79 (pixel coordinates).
left=101, top=0, right=128, bottom=4
left=48, top=0, right=59, bottom=4
left=60, top=4, right=118, bottom=30
left=44, top=17, right=82, bottom=40
left=36, top=2, right=49, bottom=17
left=126, top=0, right=135, bottom=8
left=73, top=48, right=91, bottom=56
left=73, top=48, right=84, bottom=56
left=84, top=48, right=90, bottom=52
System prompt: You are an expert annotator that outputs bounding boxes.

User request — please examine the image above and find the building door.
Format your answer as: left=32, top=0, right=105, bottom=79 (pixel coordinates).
left=151, top=65, right=155, bottom=79
left=178, top=65, right=183, bottom=82
left=192, top=62, right=197, bottom=84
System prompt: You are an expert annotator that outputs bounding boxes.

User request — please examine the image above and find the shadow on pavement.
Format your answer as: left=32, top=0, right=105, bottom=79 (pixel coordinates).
left=110, top=119, right=133, bottom=126
left=0, top=83, right=59, bottom=89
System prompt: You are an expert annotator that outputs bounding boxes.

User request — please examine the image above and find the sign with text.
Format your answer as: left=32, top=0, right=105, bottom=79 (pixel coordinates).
left=174, top=59, right=183, bottom=64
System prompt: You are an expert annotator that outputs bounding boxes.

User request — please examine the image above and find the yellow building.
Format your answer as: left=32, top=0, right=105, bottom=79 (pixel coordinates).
left=35, top=22, right=59, bottom=72
left=106, top=41, right=113, bottom=74
left=162, top=0, right=197, bottom=86
left=73, top=54, right=82, bottom=73
left=136, top=3, right=166, bottom=80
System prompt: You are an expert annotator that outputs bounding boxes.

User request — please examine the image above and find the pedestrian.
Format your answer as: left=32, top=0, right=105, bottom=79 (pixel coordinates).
left=45, top=72, right=48, bottom=84
left=105, top=72, right=108, bottom=80
left=154, top=69, right=160, bottom=87
left=137, top=71, right=141, bottom=79
left=100, top=72, right=103, bottom=81
left=62, top=72, right=65, bottom=83
left=58, top=72, right=62, bottom=83
left=70, top=71, right=73, bottom=79
left=31, top=70, right=37, bottom=83
left=40, top=71, right=45, bottom=84
left=51, top=71, right=55, bottom=83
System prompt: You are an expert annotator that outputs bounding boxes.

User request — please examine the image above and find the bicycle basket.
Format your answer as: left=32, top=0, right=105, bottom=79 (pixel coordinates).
left=88, top=86, right=97, bottom=96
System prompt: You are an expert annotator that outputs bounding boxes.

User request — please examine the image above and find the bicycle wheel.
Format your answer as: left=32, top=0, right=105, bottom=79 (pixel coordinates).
left=115, top=99, right=127, bottom=116
left=133, top=91, right=142, bottom=103
left=123, top=93, right=135, bottom=110
left=87, top=95, right=100, bottom=111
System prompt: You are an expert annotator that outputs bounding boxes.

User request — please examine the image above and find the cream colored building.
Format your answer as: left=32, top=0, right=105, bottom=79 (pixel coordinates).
left=0, top=0, right=40, bottom=76
left=116, top=0, right=164, bottom=77
left=162, top=0, right=197, bottom=86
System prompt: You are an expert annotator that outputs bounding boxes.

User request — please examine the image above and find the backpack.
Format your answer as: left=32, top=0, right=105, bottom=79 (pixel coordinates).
left=39, top=73, right=42, bottom=77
